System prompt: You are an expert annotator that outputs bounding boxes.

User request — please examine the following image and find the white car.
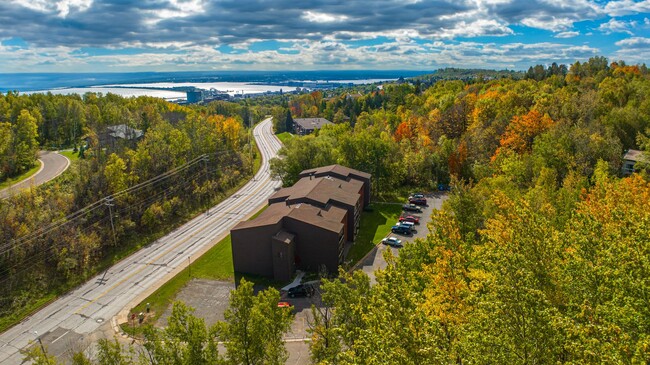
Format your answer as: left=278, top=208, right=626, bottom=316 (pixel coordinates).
left=396, top=221, right=415, bottom=230
left=382, top=236, right=403, bottom=247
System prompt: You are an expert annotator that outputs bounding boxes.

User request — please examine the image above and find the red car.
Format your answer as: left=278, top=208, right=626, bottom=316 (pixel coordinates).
left=408, top=197, right=427, bottom=206
left=399, top=215, right=420, bottom=224
left=277, top=301, right=292, bottom=309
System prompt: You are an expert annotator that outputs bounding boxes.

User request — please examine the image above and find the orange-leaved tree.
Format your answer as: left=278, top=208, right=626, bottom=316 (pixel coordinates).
left=494, top=109, right=553, bottom=160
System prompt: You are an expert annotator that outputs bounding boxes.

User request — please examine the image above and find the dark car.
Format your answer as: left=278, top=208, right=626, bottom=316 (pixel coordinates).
left=402, top=204, right=422, bottom=213
left=288, top=284, right=314, bottom=298
left=391, top=224, right=412, bottom=235
left=409, top=197, right=427, bottom=206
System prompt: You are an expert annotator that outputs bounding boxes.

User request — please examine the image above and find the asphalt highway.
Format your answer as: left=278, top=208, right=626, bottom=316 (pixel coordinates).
left=0, top=117, right=282, bottom=363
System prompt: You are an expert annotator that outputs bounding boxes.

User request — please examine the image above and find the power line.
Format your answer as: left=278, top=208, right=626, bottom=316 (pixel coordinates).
left=1, top=154, right=209, bottom=257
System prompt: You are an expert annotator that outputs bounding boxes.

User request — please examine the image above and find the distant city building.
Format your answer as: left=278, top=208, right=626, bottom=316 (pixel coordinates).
left=186, top=90, right=203, bottom=103
left=230, top=164, right=371, bottom=282
left=293, top=117, right=332, bottom=136
left=622, top=149, right=647, bottom=175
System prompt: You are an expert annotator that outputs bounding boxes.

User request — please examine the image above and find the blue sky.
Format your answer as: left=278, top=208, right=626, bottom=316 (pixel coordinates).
left=0, top=0, right=649, bottom=72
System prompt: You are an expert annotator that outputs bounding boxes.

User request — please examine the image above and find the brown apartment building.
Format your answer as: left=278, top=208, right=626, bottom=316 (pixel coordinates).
left=230, top=164, right=371, bottom=282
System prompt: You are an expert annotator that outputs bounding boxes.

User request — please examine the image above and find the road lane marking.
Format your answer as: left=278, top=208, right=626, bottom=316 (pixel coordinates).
left=51, top=330, right=69, bottom=344
left=74, top=174, right=274, bottom=315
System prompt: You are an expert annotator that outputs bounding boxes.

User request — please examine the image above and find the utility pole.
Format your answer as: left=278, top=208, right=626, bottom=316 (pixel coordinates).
left=203, top=155, right=209, bottom=215
left=105, top=196, right=117, bottom=246
left=250, top=126, right=253, bottom=175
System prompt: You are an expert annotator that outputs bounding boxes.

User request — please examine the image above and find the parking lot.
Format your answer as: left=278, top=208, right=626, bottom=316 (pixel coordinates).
left=357, top=192, right=448, bottom=284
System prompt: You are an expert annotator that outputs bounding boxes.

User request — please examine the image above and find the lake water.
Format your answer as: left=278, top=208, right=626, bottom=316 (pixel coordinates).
left=25, top=87, right=187, bottom=100
left=24, top=78, right=393, bottom=100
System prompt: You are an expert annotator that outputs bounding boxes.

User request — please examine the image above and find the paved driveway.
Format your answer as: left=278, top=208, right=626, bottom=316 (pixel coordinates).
left=0, top=151, right=70, bottom=199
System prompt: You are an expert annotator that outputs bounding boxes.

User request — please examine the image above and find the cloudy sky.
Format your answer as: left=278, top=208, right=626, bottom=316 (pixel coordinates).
left=1, top=0, right=649, bottom=72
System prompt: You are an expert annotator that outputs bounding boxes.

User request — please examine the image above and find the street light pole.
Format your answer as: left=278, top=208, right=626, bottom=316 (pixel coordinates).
left=34, top=331, right=46, bottom=355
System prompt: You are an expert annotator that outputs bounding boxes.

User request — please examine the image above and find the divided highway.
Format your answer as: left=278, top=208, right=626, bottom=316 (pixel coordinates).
left=0, top=117, right=282, bottom=363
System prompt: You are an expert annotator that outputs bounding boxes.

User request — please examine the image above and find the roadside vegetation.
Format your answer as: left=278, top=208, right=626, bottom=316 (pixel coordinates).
left=0, top=161, right=40, bottom=190
left=0, top=93, right=271, bottom=333
left=58, top=149, right=81, bottom=162
left=275, top=131, right=293, bottom=144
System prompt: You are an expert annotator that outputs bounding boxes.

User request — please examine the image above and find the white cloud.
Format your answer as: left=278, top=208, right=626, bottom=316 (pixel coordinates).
left=520, top=16, right=576, bottom=32
left=10, top=0, right=92, bottom=18
left=616, top=36, right=650, bottom=47
left=614, top=36, right=650, bottom=63
left=555, top=31, right=580, bottom=38
left=302, top=11, right=349, bottom=23
left=436, top=19, right=514, bottom=38
left=604, top=0, right=650, bottom=16
left=598, top=18, right=637, bottom=35
left=145, top=0, right=205, bottom=26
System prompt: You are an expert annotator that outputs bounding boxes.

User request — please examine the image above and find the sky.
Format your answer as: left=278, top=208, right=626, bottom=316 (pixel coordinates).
left=0, top=0, right=649, bottom=72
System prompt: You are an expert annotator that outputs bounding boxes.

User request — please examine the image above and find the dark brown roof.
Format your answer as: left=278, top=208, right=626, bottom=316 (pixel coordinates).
left=270, top=176, right=362, bottom=207
left=300, top=164, right=371, bottom=180
left=286, top=204, right=346, bottom=234
left=293, top=118, right=332, bottom=131
left=232, top=200, right=345, bottom=234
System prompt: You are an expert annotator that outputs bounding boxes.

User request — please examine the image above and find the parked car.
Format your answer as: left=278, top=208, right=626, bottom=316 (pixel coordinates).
left=288, top=284, right=314, bottom=298
left=395, top=221, right=417, bottom=233
left=402, top=204, right=422, bottom=213
left=396, top=221, right=416, bottom=230
left=277, top=301, right=292, bottom=308
left=409, top=197, right=427, bottom=206
left=410, top=193, right=425, bottom=199
left=438, top=184, right=451, bottom=191
left=399, top=215, right=420, bottom=224
left=391, top=224, right=412, bottom=235
left=382, top=236, right=403, bottom=248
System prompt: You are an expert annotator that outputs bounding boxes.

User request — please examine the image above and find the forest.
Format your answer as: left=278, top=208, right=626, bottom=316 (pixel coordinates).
left=0, top=92, right=267, bottom=331
left=270, top=56, right=650, bottom=363
left=10, top=56, right=650, bottom=364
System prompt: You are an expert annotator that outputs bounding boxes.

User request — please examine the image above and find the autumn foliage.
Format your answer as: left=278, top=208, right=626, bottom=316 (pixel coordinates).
left=494, top=109, right=554, bottom=159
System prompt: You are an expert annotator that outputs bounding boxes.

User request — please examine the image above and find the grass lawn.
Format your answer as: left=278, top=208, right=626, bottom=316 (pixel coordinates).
left=0, top=162, right=41, bottom=190
left=59, top=149, right=81, bottom=162
left=346, top=203, right=403, bottom=265
left=125, top=203, right=271, bottom=332
left=276, top=132, right=294, bottom=144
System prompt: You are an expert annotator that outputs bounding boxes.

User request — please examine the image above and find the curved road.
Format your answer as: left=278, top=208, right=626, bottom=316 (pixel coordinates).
left=0, top=118, right=282, bottom=363
left=0, top=151, right=70, bottom=199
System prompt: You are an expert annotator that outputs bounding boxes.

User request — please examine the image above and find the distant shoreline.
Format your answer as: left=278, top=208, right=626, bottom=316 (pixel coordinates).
left=0, top=70, right=429, bottom=93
